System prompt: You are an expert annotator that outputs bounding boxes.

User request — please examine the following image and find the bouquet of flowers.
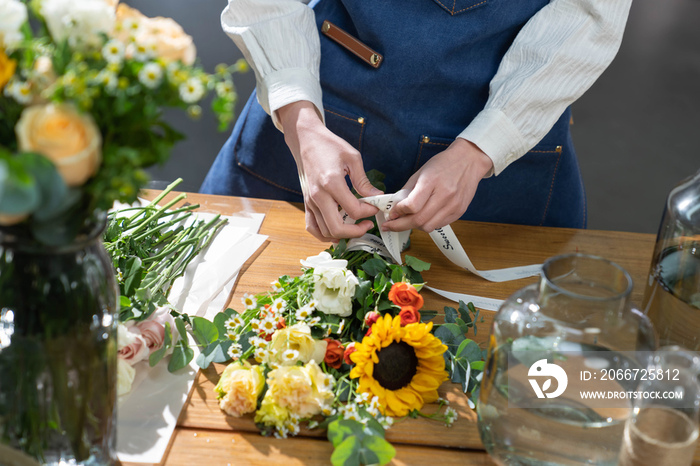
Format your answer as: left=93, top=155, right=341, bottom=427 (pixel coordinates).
left=0, top=0, right=243, bottom=242
left=204, top=227, right=485, bottom=465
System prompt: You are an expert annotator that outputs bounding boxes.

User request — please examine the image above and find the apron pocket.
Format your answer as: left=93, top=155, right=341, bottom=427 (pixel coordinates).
left=324, top=105, right=366, bottom=152
left=429, top=0, right=488, bottom=16
left=414, top=134, right=564, bottom=226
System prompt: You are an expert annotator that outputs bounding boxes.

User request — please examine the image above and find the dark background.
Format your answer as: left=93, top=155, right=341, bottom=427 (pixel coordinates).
left=129, top=0, right=700, bottom=234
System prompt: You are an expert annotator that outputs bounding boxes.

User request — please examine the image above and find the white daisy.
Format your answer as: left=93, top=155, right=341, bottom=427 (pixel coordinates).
left=226, top=330, right=239, bottom=342
left=95, top=70, right=118, bottom=92
left=270, top=279, right=283, bottom=293
left=241, top=293, right=257, bottom=310
left=308, top=316, right=321, bottom=327
left=282, top=349, right=300, bottom=363
left=295, top=305, right=312, bottom=321
left=253, top=347, right=266, bottom=363
left=271, top=298, right=286, bottom=314
left=227, top=343, right=242, bottom=360
left=101, top=39, right=125, bottom=64
left=224, top=317, right=238, bottom=330
left=249, top=336, right=268, bottom=349
left=215, top=80, right=234, bottom=97
left=379, top=416, right=394, bottom=429
left=307, top=299, right=317, bottom=310
left=321, top=406, right=336, bottom=417
left=128, top=41, right=152, bottom=62
left=274, top=426, right=289, bottom=439
left=444, top=407, right=458, bottom=427
left=249, top=318, right=261, bottom=332
left=138, top=62, right=163, bottom=89
left=121, top=17, right=141, bottom=38
left=179, top=77, right=204, bottom=103
left=6, top=80, right=32, bottom=104
left=336, top=319, right=346, bottom=335
left=260, top=316, right=277, bottom=335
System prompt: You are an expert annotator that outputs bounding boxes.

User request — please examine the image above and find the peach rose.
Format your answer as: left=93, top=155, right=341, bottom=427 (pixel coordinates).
left=15, top=103, right=101, bottom=187
left=343, top=342, right=356, bottom=365
left=399, top=305, right=421, bottom=326
left=388, top=282, right=424, bottom=310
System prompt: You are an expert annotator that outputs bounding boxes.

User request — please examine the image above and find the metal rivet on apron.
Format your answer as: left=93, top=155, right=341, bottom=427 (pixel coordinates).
left=370, top=53, right=380, bottom=65
left=357, top=117, right=365, bottom=124
left=422, top=135, right=430, bottom=143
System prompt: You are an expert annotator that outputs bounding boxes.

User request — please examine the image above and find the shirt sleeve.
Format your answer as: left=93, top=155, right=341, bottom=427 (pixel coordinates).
left=220, top=0, right=323, bottom=131
left=458, top=0, right=633, bottom=176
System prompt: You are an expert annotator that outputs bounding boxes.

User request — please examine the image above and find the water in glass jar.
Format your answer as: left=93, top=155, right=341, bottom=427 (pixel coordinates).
left=478, top=342, right=637, bottom=465
left=643, top=242, right=700, bottom=350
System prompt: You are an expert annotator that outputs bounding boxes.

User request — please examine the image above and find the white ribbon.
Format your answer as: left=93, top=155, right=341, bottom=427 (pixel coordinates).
left=346, top=190, right=543, bottom=282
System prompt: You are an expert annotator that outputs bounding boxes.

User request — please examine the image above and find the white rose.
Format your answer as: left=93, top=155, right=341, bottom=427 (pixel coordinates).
left=116, top=357, right=136, bottom=396
left=312, top=266, right=359, bottom=317
left=301, top=251, right=348, bottom=270
left=42, top=0, right=115, bottom=49
left=0, top=0, right=27, bottom=51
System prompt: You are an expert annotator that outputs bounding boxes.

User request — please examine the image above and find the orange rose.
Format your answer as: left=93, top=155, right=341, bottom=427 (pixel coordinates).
left=399, top=305, right=421, bottom=326
left=323, top=338, right=345, bottom=369
left=388, top=282, right=424, bottom=310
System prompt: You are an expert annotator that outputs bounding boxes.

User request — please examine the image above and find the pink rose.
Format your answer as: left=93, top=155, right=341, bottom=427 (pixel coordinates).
left=135, top=320, right=165, bottom=353
left=151, top=307, right=179, bottom=342
left=117, top=324, right=149, bottom=365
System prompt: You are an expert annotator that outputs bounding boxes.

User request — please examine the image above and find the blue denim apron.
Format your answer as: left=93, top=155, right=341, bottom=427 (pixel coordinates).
left=201, top=0, right=587, bottom=228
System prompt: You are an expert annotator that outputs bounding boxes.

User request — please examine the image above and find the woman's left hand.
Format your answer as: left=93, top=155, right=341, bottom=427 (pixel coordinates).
left=381, top=138, right=494, bottom=232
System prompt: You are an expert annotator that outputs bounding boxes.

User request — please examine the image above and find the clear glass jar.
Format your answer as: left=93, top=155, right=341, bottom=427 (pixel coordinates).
left=642, top=169, right=700, bottom=350
left=619, top=346, right=700, bottom=466
left=0, top=218, right=118, bottom=465
left=477, top=254, right=656, bottom=465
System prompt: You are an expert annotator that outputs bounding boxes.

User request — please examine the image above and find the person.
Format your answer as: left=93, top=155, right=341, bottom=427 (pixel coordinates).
left=201, top=0, right=632, bottom=242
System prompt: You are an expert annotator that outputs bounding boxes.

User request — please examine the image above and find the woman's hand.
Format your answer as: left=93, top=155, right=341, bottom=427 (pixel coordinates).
left=381, top=138, right=493, bottom=233
left=277, top=101, right=382, bottom=241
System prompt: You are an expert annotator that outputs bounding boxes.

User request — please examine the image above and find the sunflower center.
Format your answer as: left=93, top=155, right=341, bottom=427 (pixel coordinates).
left=373, top=341, right=418, bottom=390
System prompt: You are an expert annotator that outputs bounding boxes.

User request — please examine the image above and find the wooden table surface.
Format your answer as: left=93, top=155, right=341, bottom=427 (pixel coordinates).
left=121, top=191, right=700, bottom=465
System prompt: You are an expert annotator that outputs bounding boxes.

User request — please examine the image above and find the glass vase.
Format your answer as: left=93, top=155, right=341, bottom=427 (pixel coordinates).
left=0, top=217, right=118, bottom=465
left=477, top=253, right=656, bottom=465
left=642, top=169, right=700, bottom=350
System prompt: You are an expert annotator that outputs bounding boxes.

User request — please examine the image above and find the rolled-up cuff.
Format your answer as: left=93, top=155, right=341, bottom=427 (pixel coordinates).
left=262, top=68, right=324, bottom=132
left=458, top=109, right=529, bottom=177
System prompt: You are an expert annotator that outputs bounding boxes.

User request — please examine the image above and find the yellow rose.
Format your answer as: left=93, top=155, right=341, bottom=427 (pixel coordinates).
left=265, top=362, right=333, bottom=418
left=215, top=361, right=265, bottom=417
left=0, top=49, right=16, bottom=91
left=15, top=103, right=102, bottom=187
left=266, top=322, right=327, bottom=367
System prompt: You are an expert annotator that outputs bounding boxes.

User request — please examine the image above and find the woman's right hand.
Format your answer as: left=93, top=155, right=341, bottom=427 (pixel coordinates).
left=277, top=101, right=382, bottom=242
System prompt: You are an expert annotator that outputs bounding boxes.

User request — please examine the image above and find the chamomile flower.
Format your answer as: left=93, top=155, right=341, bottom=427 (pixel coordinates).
left=234, top=58, right=249, bottom=73
left=254, top=347, right=267, bottom=363
left=444, top=407, right=458, bottom=427
left=308, top=316, right=322, bottom=327
left=224, top=317, right=239, bottom=331
left=226, top=330, right=239, bottom=342
left=307, top=299, right=317, bottom=311
left=128, top=42, right=153, bottom=62
left=138, top=62, right=163, bottom=89
left=227, top=343, right=242, bottom=360
left=336, top=319, right=346, bottom=335
left=120, top=17, right=142, bottom=39
left=270, top=298, right=286, bottom=314
left=342, top=405, right=360, bottom=422
left=269, top=279, right=283, bottom=293
left=355, top=392, right=371, bottom=405
left=249, top=318, right=261, bottom=332
left=241, top=293, right=257, bottom=310
left=215, top=80, right=234, bottom=97
left=379, top=416, right=394, bottom=429
left=95, top=70, right=118, bottom=92
left=5, top=80, right=31, bottom=104
left=248, top=336, right=268, bottom=349
left=274, top=426, right=289, bottom=439
left=321, top=405, right=336, bottom=417
left=260, top=317, right=277, bottom=335
left=295, top=305, right=312, bottom=321
left=101, top=40, right=125, bottom=64
left=282, top=349, right=300, bottom=363
left=179, top=77, right=204, bottom=103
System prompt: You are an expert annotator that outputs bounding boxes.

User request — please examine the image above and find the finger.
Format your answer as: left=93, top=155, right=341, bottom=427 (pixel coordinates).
left=387, top=180, right=431, bottom=221
left=317, top=195, right=376, bottom=238
left=383, top=193, right=455, bottom=233
left=306, top=201, right=333, bottom=239
left=347, top=158, right=383, bottom=197
left=305, top=207, right=335, bottom=242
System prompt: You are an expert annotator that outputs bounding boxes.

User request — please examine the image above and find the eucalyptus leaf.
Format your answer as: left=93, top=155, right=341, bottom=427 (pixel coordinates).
left=168, top=340, right=194, bottom=372
left=361, top=435, right=395, bottom=465
left=328, top=419, right=364, bottom=447
left=444, top=306, right=458, bottom=324
left=196, top=339, right=233, bottom=369
left=192, top=316, right=219, bottom=346
left=330, top=436, right=361, bottom=466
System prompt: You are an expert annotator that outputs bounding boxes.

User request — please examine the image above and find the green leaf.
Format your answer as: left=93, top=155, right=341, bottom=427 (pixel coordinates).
left=196, top=339, right=233, bottom=369
left=434, top=323, right=465, bottom=355
left=470, top=360, right=485, bottom=371
left=405, top=255, right=430, bottom=272
left=119, top=295, right=132, bottom=309
left=456, top=338, right=482, bottom=362
left=192, top=316, right=219, bottom=346
left=168, top=340, right=194, bottom=372
left=331, top=436, right=361, bottom=466
left=328, top=419, right=364, bottom=447
left=420, top=309, right=438, bottom=322
left=175, top=316, right=188, bottom=342
left=390, top=266, right=404, bottom=284
left=122, top=256, right=143, bottom=297
left=444, top=306, right=458, bottom=324
left=361, top=434, right=395, bottom=466
left=362, top=258, right=387, bottom=276
left=213, top=311, right=233, bottom=337
left=0, top=156, right=40, bottom=215
left=458, top=301, right=473, bottom=325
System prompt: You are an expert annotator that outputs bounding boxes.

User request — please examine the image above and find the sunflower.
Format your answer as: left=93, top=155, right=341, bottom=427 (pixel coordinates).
left=349, top=314, right=448, bottom=417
